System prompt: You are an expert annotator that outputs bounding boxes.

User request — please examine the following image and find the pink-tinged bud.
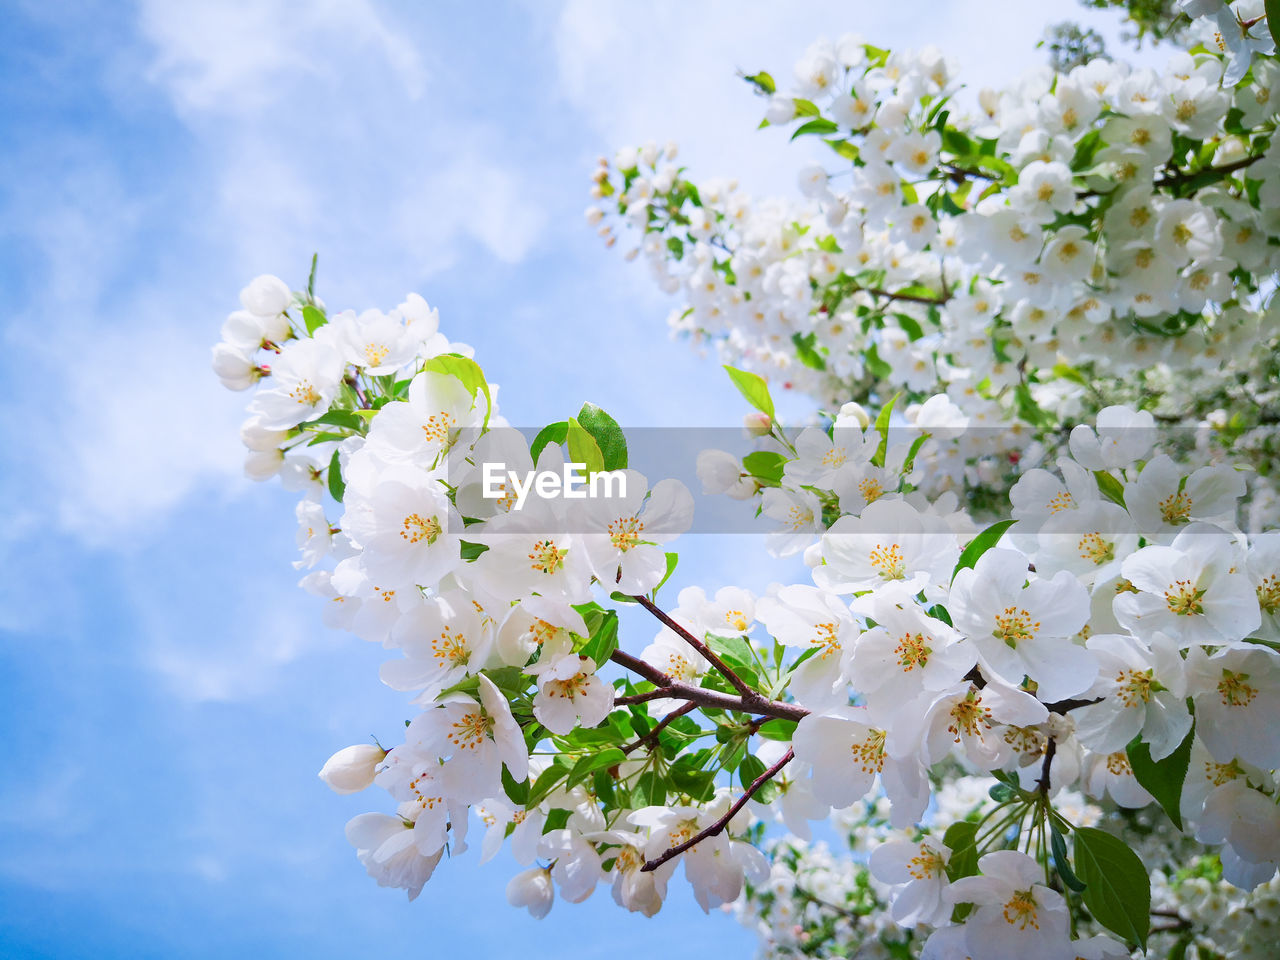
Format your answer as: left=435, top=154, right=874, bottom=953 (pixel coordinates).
left=318, top=744, right=387, bottom=794
left=743, top=411, right=773, bottom=438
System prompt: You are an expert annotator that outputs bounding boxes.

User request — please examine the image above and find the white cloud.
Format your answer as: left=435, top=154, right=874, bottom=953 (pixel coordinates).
left=138, top=0, right=428, bottom=116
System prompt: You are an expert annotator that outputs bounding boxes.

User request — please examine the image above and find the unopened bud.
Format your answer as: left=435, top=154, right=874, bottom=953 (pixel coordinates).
left=318, top=744, right=387, bottom=795
left=743, top=411, right=773, bottom=437
left=835, top=401, right=871, bottom=429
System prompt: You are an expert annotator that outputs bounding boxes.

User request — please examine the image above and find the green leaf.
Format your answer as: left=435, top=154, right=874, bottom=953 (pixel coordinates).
left=567, top=748, right=625, bottom=789
left=791, top=118, right=839, bottom=139
left=653, top=552, right=679, bottom=595
left=1264, top=0, right=1279, bottom=58
left=422, top=354, right=493, bottom=430
left=1126, top=722, right=1194, bottom=831
left=951, top=519, right=1015, bottom=582
left=943, top=820, right=979, bottom=882
left=756, top=718, right=797, bottom=741
left=738, top=754, right=767, bottom=790
left=743, top=450, right=786, bottom=485
left=502, top=764, right=529, bottom=807
left=580, top=610, right=619, bottom=667
left=825, top=138, right=859, bottom=161
left=576, top=403, right=628, bottom=471
left=1095, top=470, right=1127, bottom=508
left=566, top=417, right=606, bottom=476
left=303, top=304, right=328, bottom=334
left=326, top=449, right=345, bottom=502
left=460, top=540, right=488, bottom=561
left=525, top=764, right=569, bottom=808
left=723, top=365, right=775, bottom=419
left=1073, top=826, right=1151, bottom=951
left=306, top=253, right=319, bottom=301
left=743, top=71, right=775, bottom=94
left=530, top=421, right=568, bottom=464
left=791, top=98, right=820, bottom=117
left=1050, top=822, right=1086, bottom=892
left=871, top=393, right=900, bottom=468
left=791, top=331, right=826, bottom=371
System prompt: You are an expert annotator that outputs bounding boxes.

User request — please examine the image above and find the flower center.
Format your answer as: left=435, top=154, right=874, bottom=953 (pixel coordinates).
left=894, top=631, right=931, bottom=671
left=447, top=709, right=491, bottom=751
left=1046, top=490, right=1074, bottom=514
left=1077, top=531, right=1114, bottom=565
left=608, top=515, right=644, bottom=552
left=907, top=844, right=946, bottom=880
left=859, top=478, right=884, bottom=503
left=811, top=621, right=842, bottom=659
left=432, top=627, right=470, bottom=667
left=1164, top=579, right=1204, bottom=617
left=1116, top=668, right=1154, bottom=708
left=868, top=542, right=906, bottom=580
left=528, top=539, right=569, bottom=575
left=363, top=342, right=391, bottom=367
left=724, top=609, right=749, bottom=632
left=1218, top=669, right=1257, bottom=708
left=290, top=378, right=321, bottom=406
left=947, top=691, right=993, bottom=741
left=992, top=606, right=1040, bottom=648
left=401, top=513, right=442, bottom=544
left=1257, top=574, right=1280, bottom=615
left=1003, top=890, right=1040, bottom=930
left=851, top=729, right=887, bottom=774
left=1106, top=751, right=1133, bottom=776
left=421, top=411, right=457, bottom=446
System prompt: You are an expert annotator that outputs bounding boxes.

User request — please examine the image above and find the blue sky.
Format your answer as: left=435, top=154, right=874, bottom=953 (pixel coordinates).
left=0, top=2, right=1160, bottom=956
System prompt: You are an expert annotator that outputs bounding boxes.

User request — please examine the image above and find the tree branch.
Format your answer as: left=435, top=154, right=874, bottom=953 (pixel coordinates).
left=609, top=649, right=808, bottom=723
left=1036, top=737, right=1057, bottom=797
left=630, top=594, right=760, bottom=700
left=641, top=748, right=795, bottom=873
left=621, top=702, right=698, bottom=755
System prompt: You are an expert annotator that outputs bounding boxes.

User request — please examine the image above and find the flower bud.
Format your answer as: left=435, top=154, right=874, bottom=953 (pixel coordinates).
left=834, top=401, right=871, bottom=429
left=696, top=449, right=742, bottom=494
left=507, top=866, right=554, bottom=918
left=584, top=205, right=604, bottom=225
left=239, top=274, right=292, bottom=318
left=318, top=744, right=387, bottom=795
left=743, top=411, right=773, bottom=438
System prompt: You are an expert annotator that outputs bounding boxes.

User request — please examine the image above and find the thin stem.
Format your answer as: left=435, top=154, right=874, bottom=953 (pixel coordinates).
left=609, top=649, right=808, bottom=722
left=621, top=702, right=697, bottom=755
left=631, top=595, right=759, bottom=700
left=641, top=748, right=795, bottom=873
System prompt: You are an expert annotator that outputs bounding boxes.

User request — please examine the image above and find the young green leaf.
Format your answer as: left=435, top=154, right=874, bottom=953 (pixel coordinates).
left=576, top=402, right=628, bottom=471
left=566, top=417, right=606, bottom=476
left=723, top=365, right=775, bottom=419
left=327, top=449, right=345, bottom=502
left=1073, top=826, right=1151, bottom=950
left=1126, top=722, right=1195, bottom=831
left=303, top=304, right=328, bottom=334
left=530, top=421, right=568, bottom=464
left=951, top=519, right=1015, bottom=582
left=422, top=354, right=493, bottom=429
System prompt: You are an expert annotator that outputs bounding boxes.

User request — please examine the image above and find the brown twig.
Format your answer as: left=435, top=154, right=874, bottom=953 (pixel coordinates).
left=609, top=649, right=808, bottom=723
left=963, top=666, right=1101, bottom=715
left=630, top=594, right=760, bottom=701
left=621, top=702, right=698, bottom=755
left=641, top=748, right=795, bottom=873
left=1036, top=737, right=1057, bottom=797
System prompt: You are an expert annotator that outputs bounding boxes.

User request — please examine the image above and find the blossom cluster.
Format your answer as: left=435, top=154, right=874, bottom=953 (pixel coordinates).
left=215, top=262, right=1280, bottom=959
left=591, top=9, right=1280, bottom=510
